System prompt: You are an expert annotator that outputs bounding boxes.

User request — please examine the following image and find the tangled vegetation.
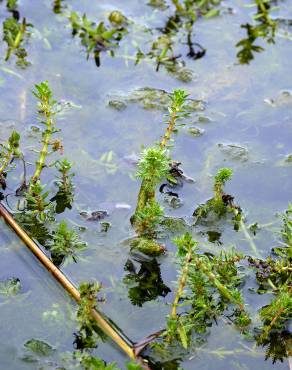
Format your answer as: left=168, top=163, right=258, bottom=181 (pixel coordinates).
left=0, top=0, right=291, bottom=369
left=0, top=80, right=291, bottom=367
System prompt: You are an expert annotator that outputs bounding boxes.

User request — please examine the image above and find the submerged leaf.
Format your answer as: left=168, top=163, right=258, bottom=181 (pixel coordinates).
left=0, top=277, right=21, bottom=296
left=23, top=339, right=55, bottom=356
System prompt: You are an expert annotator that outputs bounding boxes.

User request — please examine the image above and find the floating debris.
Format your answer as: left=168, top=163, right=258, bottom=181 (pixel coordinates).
left=0, top=277, right=21, bottom=296
left=218, top=143, right=249, bottom=162
left=80, top=210, right=108, bottom=221
left=108, top=87, right=205, bottom=111
left=23, top=339, right=55, bottom=357
left=187, top=126, right=205, bottom=137
left=264, top=90, right=292, bottom=107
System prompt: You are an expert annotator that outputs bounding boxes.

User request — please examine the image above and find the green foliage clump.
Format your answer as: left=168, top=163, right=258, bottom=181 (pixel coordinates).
left=23, top=339, right=55, bottom=357
left=130, top=236, right=165, bottom=257
left=136, top=0, right=219, bottom=73
left=6, top=0, right=18, bottom=11
left=136, top=147, right=170, bottom=188
left=108, top=10, right=128, bottom=27
left=52, top=0, right=66, bottom=14
left=247, top=204, right=292, bottom=362
left=25, top=181, right=54, bottom=221
left=73, top=351, right=143, bottom=370
left=50, top=159, right=75, bottom=213
left=69, top=11, right=127, bottom=67
left=194, top=167, right=235, bottom=220
left=236, top=0, right=277, bottom=64
left=74, top=351, right=120, bottom=370
left=134, top=200, right=164, bottom=238
left=47, top=220, right=87, bottom=266
left=0, top=130, right=21, bottom=189
left=259, top=286, right=292, bottom=338
left=0, top=277, right=21, bottom=296
left=3, top=16, right=32, bottom=67
left=171, top=0, right=222, bottom=18
left=213, top=167, right=233, bottom=196
left=281, top=204, right=292, bottom=250
left=159, top=233, right=249, bottom=350
left=75, top=281, right=105, bottom=349
left=132, top=147, right=169, bottom=231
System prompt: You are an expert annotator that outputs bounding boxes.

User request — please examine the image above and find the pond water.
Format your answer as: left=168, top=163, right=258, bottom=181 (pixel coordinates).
left=0, top=0, right=291, bottom=369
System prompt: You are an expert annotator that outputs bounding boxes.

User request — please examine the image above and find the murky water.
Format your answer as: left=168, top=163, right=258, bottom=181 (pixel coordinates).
left=0, top=0, right=291, bottom=369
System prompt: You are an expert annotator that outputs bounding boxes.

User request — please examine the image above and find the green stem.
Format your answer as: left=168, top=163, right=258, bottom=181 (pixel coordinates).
left=194, top=257, right=244, bottom=311
left=30, top=106, right=54, bottom=189
left=160, top=111, right=177, bottom=149
left=0, top=149, right=13, bottom=175
left=171, top=249, right=193, bottom=319
left=171, top=0, right=184, bottom=12
left=132, top=110, right=178, bottom=225
left=5, top=18, right=26, bottom=62
left=131, top=179, right=155, bottom=225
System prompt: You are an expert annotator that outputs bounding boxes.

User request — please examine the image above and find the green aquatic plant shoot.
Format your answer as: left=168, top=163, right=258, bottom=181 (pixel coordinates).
left=50, top=159, right=75, bottom=213
left=73, top=351, right=144, bottom=370
left=47, top=220, right=87, bottom=266
left=132, top=89, right=189, bottom=226
left=24, top=181, right=53, bottom=221
left=0, top=130, right=21, bottom=183
left=3, top=16, right=32, bottom=67
left=130, top=89, right=191, bottom=255
left=194, top=167, right=234, bottom=219
left=30, top=81, right=58, bottom=187
left=160, top=233, right=249, bottom=350
left=248, top=205, right=292, bottom=361
left=69, top=11, right=127, bottom=67
left=236, top=0, right=278, bottom=64
left=75, top=281, right=105, bottom=349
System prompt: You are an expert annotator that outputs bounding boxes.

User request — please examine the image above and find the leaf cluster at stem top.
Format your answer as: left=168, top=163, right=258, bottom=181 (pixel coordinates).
left=136, top=146, right=170, bottom=188
left=32, top=80, right=57, bottom=110
left=213, top=167, right=233, bottom=196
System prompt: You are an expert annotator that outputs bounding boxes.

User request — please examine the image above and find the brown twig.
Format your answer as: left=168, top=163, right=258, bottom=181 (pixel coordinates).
left=0, top=202, right=152, bottom=369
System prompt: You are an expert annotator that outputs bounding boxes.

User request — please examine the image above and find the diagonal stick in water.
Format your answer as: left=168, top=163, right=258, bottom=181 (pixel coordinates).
left=0, top=202, right=151, bottom=369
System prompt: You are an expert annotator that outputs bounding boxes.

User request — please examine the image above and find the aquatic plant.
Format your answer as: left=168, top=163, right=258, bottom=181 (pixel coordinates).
left=69, top=11, right=127, bottom=67
left=134, top=147, right=169, bottom=214
left=24, top=181, right=54, bottom=221
left=46, top=220, right=87, bottom=266
left=50, top=159, right=75, bottom=213
left=147, top=35, right=179, bottom=72
left=247, top=205, right=292, bottom=362
left=6, top=0, right=17, bottom=9
left=194, top=167, right=236, bottom=219
left=0, top=277, right=21, bottom=296
left=52, top=0, right=66, bottom=14
left=171, top=0, right=222, bottom=18
left=236, top=0, right=278, bottom=64
left=133, top=89, right=189, bottom=224
left=30, top=81, right=59, bottom=187
left=158, top=233, right=249, bottom=349
left=73, top=351, right=144, bottom=370
left=0, top=130, right=21, bottom=190
left=74, top=281, right=105, bottom=349
left=136, top=0, right=220, bottom=74
left=17, top=82, right=62, bottom=220
left=129, top=89, right=190, bottom=256
left=2, top=16, right=32, bottom=67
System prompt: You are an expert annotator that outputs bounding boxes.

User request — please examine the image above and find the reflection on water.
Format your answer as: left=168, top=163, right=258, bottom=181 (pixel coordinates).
left=124, top=257, right=171, bottom=306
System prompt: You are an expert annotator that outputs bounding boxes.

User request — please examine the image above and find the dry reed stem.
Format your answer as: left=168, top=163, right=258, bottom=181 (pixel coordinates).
left=0, top=202, right=153, bottom=369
